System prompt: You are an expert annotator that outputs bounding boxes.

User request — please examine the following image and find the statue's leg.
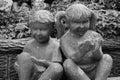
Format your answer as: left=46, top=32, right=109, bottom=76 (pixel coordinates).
left=16, top=52, right=34, bottom=80
left=63, top=59, right=90, bottom=80
left=31, top=64, right=46, bottom=80
left=38, top=63, right=63, bottom=80
left=95, top=54, right=113, bottom=80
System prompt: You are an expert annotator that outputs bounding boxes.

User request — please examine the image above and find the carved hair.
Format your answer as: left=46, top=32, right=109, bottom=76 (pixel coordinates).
left=55, top=11, right=66, bottom=23
left=29, top=10, right=54, bottom=24
left=54, top=4, right=97, bottom=38
left=65, top=3, right=97, bottom=30
left=55, top=11, right=67, bottom=39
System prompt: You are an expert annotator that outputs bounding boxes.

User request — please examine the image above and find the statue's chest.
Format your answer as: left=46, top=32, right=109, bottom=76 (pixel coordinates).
left=67, top=39, right=79, bottom=51
left=31, top=45, right=54, bottom=60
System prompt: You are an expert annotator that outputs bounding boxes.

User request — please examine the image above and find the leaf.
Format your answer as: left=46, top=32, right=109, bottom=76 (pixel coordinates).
left=17, top=33, right=24, bottom=39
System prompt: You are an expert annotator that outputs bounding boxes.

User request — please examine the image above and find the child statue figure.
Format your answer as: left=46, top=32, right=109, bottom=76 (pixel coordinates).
left=60, top=3, right=113, bottom=80
left=14, top=10, right=63, bottom=80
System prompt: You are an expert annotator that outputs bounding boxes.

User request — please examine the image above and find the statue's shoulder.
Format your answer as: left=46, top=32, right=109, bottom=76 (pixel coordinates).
left=50, top=38, right=60, bottom=47
left=85, top=30, right=100, bottom=36
left=24, top=39, right=35, bottom=49
left=60, top=31, right=70, bottom=43
left=23, top=39, right=35, bottom=52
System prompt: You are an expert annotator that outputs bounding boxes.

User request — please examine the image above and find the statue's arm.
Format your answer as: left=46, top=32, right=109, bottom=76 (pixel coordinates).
left=92, top=46, right=103, bottom=61
left=31, top=57, right=53, bottom=68
left=31, top=45, right=62, bottom=68
left=60, top=36, right=76, bottom=58
left=31, top=56, right=62, bottom=68
left=92, top=32, right=104, bottom=61
left=71, top=41, right=95, bottom=62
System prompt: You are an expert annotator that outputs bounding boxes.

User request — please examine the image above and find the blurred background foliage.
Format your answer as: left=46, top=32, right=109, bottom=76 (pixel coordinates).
left=0, top=0, right=120, bottom=40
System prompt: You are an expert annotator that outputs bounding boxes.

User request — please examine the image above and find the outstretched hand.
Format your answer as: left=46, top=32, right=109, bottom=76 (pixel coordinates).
left=72, top=41, right=95, bottom=62
left=79, top=41, right=95, bottom=53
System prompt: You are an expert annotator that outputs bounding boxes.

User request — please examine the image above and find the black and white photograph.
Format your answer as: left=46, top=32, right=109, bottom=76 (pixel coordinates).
left=0, top=0, right=120, bottom=80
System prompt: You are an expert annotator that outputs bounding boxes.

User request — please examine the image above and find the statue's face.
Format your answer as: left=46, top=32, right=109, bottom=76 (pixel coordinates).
left=69, top=19, right=90, bottom=36
left=29, top=22, right=50, bottom=43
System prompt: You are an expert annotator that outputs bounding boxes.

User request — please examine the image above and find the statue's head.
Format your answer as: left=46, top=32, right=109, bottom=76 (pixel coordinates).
left=55, top=3, right=97, bottom=38
left=65, top=3, right=97, bottom=31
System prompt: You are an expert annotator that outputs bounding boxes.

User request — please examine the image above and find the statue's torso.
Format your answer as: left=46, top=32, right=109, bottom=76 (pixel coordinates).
left=24, top=38, right=61, bottom=62
left=60, top=30, right=103, bottom=71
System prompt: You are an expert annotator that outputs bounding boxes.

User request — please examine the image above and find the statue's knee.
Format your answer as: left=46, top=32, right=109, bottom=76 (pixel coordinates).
left=50, top=63, right=63, bottom=73
left=63, top=59, right=73, bottom=70
left=17, top=52, right=31, bottom=63
left=102, top=54, right=113, bottom=64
